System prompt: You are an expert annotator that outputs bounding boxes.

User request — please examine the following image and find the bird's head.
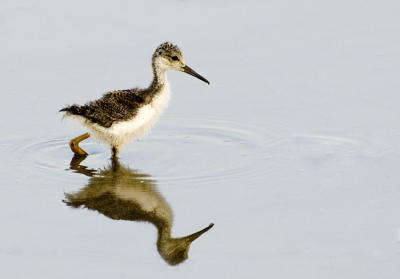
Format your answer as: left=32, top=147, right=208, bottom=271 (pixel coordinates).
left=152, top=42, right=209, bottom=84
left=158, top=223, right=214, bottom=265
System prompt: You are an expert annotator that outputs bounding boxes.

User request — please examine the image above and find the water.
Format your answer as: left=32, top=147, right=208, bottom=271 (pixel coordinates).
left=1, top=0, right=400, bottom=278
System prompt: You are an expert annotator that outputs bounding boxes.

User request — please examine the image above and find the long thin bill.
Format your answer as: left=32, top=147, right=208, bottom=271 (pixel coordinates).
left=184, top=223, right=214, bottom=243
left=182, top=65, right=210, bottom=84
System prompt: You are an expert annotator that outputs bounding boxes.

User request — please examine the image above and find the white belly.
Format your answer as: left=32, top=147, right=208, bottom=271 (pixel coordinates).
left=69, top=84, right=170, bottom=148
left=115, top=184, right=172, bottom=222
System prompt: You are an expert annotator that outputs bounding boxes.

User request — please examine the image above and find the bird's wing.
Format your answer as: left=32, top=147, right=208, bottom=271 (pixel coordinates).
left=60, top=89, right=145, bottom=128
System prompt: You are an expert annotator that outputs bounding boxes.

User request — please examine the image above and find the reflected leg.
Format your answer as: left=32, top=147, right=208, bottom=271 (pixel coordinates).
left=69, top=153, right=96, bottom=177
left=111, top=146, right=119, bottom=159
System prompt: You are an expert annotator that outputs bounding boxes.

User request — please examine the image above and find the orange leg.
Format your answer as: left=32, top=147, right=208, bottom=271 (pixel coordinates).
left=69, top=133, right=90, bottom=155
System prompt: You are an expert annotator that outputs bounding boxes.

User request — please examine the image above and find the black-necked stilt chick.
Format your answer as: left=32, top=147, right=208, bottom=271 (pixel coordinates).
left=65, top=157, right=214, bottom=265
left=60, top=42, right=209, bottom=158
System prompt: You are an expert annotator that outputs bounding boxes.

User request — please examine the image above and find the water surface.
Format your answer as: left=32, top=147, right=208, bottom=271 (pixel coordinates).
left=1, top=0, right=400, bottom=278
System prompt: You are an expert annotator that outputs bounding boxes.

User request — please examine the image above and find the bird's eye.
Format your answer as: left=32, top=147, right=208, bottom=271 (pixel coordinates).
left=171, top=56, right=179, bottom=61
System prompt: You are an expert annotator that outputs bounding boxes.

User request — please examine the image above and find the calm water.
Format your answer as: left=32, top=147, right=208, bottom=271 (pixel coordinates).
left=1, top=1, right=400, bottom=278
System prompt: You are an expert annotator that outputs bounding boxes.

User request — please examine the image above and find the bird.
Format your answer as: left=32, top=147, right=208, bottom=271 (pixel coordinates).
left=65, top=156, right=214, bottom=265
left=60, top=42, right=209, bottom=158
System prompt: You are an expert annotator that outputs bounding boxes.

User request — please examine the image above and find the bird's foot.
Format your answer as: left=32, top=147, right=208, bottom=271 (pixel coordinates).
left=69, top=140, right=88, bottom=155
left=69, top=133, right=90, bottom=155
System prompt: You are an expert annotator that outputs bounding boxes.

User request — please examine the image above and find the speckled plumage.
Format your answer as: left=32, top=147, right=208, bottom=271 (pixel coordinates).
left=60, top=42, right=209, bottom=156
left=61, top=42, right=183, bottom=127
left=61, top=89, right=145, bottom=128
left=153, top=42, right=182, bottom=59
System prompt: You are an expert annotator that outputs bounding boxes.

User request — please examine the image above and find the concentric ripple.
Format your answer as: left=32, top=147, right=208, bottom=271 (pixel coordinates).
left=0, top=136, right=103, bottom=184
left=1, top=118, right=274, bottom=186
left=120, top=118, right=273, bottom=184
left=265, top=132, right=385, bottom=170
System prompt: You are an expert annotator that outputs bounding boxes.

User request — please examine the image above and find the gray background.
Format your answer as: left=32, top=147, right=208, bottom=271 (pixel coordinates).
left=1, top=0, right=400, bottom=278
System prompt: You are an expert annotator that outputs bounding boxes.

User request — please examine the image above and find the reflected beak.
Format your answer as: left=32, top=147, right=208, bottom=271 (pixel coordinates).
left=184, top=223, right=214, bottom=243
left=182, top=65, right=210, bottom=84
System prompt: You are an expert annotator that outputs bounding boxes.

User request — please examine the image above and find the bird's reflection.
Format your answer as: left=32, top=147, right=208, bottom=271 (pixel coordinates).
left=64, top=155, right=213, bottom=265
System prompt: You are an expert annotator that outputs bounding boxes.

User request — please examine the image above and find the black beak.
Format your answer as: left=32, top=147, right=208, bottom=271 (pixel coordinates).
left=182, top=65, right=210, bottom=84
left=184, top=223, right=214, bottom=243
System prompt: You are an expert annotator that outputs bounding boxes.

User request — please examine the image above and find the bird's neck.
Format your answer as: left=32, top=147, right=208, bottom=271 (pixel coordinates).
left=156, top=220, right=173, bottom=250
left=148, top=63, right=168, bottom=92
left=140, top=61, right=169, bottom=103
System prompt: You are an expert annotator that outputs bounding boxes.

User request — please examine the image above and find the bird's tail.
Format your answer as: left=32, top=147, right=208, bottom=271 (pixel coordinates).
left=60, top=104, right=81, bottom=114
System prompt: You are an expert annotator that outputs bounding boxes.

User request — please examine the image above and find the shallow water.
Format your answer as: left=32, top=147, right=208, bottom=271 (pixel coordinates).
left=2, top=0, right=400, bottom=278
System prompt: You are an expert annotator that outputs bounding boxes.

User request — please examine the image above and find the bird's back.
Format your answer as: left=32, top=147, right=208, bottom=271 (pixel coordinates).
left=60, top=89, right=145, bottom=128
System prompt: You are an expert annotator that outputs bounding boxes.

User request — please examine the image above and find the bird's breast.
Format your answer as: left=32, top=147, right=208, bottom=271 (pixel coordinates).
left=149, top=84, right=171, bottom=114
left=107, top=84, right=171, bottom=143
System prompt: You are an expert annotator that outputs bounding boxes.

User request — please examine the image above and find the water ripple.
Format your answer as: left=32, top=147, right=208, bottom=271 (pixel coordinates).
left=1, top=118, right=273, bottom=185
